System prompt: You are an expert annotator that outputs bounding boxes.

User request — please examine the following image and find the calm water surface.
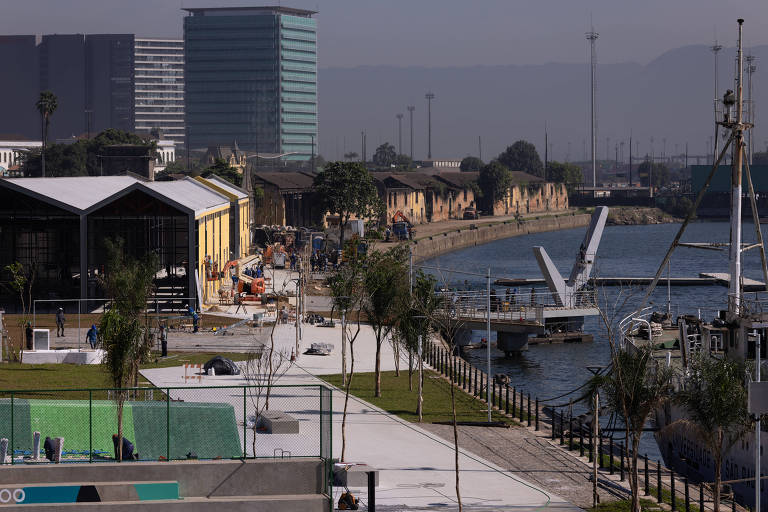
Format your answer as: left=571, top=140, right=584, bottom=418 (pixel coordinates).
left=422, top=221, right=766, bottom=458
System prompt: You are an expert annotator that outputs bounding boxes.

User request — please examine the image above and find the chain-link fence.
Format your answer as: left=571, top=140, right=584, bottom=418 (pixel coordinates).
left=0, top=384, right=331, bottom=467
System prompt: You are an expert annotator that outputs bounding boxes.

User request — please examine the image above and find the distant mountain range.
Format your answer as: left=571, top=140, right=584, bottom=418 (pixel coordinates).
left=317, top=45, right=768, bottom=163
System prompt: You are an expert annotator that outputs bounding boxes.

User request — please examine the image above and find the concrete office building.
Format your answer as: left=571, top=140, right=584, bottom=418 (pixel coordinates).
left=134, top=38, right=185, bottom=146
left=184, top=6, right=317, bottom=161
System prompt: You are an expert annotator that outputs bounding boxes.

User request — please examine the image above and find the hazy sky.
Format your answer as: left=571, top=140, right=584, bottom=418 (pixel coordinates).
left=2, top=0, right=767, bottom=67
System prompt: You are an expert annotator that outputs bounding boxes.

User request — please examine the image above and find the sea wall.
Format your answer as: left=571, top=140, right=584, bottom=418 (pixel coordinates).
left=411, top=213, right=592, bottom=262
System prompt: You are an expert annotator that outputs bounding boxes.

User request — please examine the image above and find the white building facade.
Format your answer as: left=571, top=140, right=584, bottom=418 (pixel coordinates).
left=134, top=38, right=185, bottom=147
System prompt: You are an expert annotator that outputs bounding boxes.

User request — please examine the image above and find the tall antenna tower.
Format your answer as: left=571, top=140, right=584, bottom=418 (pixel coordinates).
left=746, top=54, right=757, bottom=164
left=586, top=27, right=599, bottom=187
left=710, top=41, right=723, bottom=164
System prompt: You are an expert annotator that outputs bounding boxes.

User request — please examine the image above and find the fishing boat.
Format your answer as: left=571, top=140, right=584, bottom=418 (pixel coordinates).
left=622, top=19, right=768, bottom=510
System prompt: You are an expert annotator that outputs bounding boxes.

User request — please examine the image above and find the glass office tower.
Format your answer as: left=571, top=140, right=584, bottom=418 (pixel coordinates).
left=184, top=7, right=317, bottom=161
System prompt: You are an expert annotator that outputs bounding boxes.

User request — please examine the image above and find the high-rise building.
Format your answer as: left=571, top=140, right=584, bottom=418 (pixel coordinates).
left=134, top=39, right=185, bottom=146
left=184, top=6, right=317, bottom=161
left=0, top=33, right=134, bottom=141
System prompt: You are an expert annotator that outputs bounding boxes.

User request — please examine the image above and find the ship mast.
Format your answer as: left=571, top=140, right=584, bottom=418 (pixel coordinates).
left=727, top=19, right=746, bottom=315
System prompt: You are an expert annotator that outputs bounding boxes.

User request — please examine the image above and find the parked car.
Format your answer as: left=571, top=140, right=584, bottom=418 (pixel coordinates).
left=462, top=208, right=479, bottom=220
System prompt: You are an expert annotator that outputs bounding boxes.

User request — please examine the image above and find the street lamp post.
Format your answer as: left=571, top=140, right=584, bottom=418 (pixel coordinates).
left=407, top=106, right=415, bottom=161
left=425, top=92, right=435, bottom=159
left=396, top=113, right=404, bottom=157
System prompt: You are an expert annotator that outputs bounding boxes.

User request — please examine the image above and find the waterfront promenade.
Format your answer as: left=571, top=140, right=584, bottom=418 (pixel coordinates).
left=141, top=323, right=583, bottom=511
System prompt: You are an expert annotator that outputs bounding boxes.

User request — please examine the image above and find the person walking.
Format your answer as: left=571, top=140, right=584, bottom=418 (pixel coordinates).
left=86, top=324, right=99, bottom=349
left=55, top=307, right=65, bottom=337
left=290, top=252, right=297, bottom=271
left=25, top=322, right=33, bottom=350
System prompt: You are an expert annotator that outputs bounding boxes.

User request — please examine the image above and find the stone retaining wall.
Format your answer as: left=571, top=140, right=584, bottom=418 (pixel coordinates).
left=411, top=213, right=592, bottom=262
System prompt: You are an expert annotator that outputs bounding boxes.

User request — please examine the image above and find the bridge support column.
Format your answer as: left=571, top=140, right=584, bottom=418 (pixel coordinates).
left=454, top=328, right=473, bottom=347
left=497, top=332, right=529, bottom=356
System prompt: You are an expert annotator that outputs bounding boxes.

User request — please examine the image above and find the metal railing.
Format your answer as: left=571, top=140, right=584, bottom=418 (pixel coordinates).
left=435, top=288, right=598, bottom=324
left=0, top=384, right=332, bottom=470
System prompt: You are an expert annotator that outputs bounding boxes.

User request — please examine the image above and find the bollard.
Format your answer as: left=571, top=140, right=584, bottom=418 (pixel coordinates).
left=609, top=438, right=614, bottom=475
left=519, top=390, right=525, bottom=421
left=505, top=385, right=510, bottom=415
left=367, top=471, right=376, bottom=512
left=527, top=393, right=531, bottom=427
left=474, top=367, right=478, bottom=396
left=551, top=409, right=556, bottom=440
left=512, top=387, right=516, bottom=416
left=498, top=383, right=503, bottom=410
left=463, top=361, right=467, bottom=390
left=588, top=426, right=593, bottom=463
left=620, top=442, right=625, bottom=481
left=699, top=483, right=703, bottom=512
left=535, top=398, right=539, bottom=431
left=560, top=412, right=565, bottom=445
left=644, top=454, right=649, bottom=495
left=684, top=477, right=689, bottom=512
left=657, top=461, right=662, bottom=503
left=568, top=418, right=574, bottom=451
left=670, top=468, right=676, bottom=511
left=492, top=382, right=496, bottom=408
left=579, top=419, right=584, bottom=457
left=731, top=494, right=736, bottom=512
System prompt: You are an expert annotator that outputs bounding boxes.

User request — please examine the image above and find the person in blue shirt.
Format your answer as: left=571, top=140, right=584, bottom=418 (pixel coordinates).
left=87, top=324, right=98, bottom=349
left=186, top=304, right=199, bottom=333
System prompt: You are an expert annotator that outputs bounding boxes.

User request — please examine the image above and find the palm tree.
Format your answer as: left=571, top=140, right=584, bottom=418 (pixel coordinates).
left=592, top=346, right=674, bottom=512
left=35, top=91, right=58, bottom=177
left=670, top=353, right=751, bottom=512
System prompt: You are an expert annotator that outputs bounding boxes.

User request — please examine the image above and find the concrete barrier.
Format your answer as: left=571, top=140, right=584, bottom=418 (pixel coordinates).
left=411, top=214, right=593, bottom=262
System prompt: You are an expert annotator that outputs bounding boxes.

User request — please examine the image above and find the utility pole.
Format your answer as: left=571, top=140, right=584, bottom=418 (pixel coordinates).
left=478, top=135, right=482, bottom=161
left=544, top=123, right=548, bottom=179
left=629, top=134, right=633, bottom=186
left=396, top=113, right=404, bottom=156
left=407, top=106, right=415, bottom=161
left=425, top=92, right=435, bottom=159
left=711, top=41, right=723, bottom=163
left=586, top=27, right=599, bottom=187
left=361, top=131, right=365, bottom=164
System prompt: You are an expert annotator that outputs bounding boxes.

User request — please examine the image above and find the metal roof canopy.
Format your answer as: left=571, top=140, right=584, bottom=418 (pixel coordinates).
left=0, top=176, right=229, bottom=218
left=201, top=174, right=249, bottom=200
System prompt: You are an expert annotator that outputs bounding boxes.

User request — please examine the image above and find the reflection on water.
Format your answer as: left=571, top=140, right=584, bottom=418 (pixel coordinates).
left=422, top=221, right=764, bottom=459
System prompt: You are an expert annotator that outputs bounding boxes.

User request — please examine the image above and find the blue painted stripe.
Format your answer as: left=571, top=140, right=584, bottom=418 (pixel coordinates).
left=20, top=485, right=81, bottom=504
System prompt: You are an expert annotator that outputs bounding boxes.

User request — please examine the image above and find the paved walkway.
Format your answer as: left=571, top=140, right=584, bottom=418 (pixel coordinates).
left=140, top=323, right=581, bottom=511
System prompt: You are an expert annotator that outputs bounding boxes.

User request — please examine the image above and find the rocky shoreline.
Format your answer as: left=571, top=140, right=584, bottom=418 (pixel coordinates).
left=606, top=206, right=681, bottom=225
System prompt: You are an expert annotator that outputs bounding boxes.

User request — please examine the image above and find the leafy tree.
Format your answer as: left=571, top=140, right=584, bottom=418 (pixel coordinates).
left=361, top=246, right=409, bottom=398
left=637, top=161, right=671, bottom=188
left=547, top=161, right=583, bottom=191
left=477, top=161, right=512, bottom=212
left=99, top=238, right=158, bottom=461
left=395, top=154, right=414, bottom=171
left=671, top=354, right=750, bottom=512
left=373, top=142, right=397, bottom=167
left=202, top=157, right=242, bottom=187
left=2, top=261, right=36, bottom=362
left=312, top=162, right=383, bottom=249
left=35, top=90, right=58, bottom=177
left=460, top=156, right=484, bottom=172
left=497, top=140, right=543, bottom=177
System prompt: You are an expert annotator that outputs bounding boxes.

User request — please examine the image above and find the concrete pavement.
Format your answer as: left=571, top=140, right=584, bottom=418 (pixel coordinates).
left=140, top=323, right=581, bottom=511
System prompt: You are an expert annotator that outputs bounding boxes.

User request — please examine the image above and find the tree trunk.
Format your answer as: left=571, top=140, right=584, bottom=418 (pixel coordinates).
left=375, top=331, right=382, bottom=397
left=450, top=368, right=462, bottom=511
left=117, top=396, right=124, bottom=462
left=417, top=346, right=423, bottom=421
left=408, top=350, right=413, bottom=391
left=341, top=337, right=355, bottom=462
left=631, top=436, right=641, bottom=512
left=393, top=338, right=400, bottom=377
left=714, top=431, right=723, bottom=512
left=341, top=311, right=347, bottom=386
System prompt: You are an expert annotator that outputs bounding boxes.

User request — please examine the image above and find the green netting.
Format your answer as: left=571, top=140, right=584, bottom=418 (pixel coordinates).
left=133, top=401, right=241, bottom=460
left=0, top=398, right=32, bottom=452
left=28, top=400, right=135, bottom=458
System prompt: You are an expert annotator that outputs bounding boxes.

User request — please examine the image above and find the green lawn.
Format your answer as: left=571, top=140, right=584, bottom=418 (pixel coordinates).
left=322, top=370, right=512, bottom=424
left=0, top=352, right=251, bottom=396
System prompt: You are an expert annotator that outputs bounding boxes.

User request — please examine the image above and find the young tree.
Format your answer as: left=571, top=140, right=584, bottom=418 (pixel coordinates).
left=497, top=140, right=543, bottom=177
left=2, top=261, right=36, bottom=362
left=35, top=90, right=58, bottom=178
left=327, top=261, right=365, bottom=461
left=477, top=161, right=512, bottom=214
left=372, top=143, right=397, bottom=167
left=99, top=238, right=157, bottom=461
left=313, top=162, right=383, bottom=249
left=671, top=353, right=750, bottom=512
left=361, top=246, right=409, bottom=397
left=459, top=156, right=484, bottom=172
